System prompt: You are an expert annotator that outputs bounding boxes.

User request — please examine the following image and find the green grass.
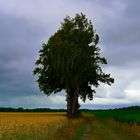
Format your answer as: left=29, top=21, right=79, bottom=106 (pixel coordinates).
left=89, top=110, right=140, bottom=123
left=55, top=113, right=140, bottom=140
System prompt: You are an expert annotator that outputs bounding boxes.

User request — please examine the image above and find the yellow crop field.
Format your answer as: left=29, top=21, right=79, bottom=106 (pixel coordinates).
left=0, top=112, right=139, bottom=140
left=0, top=112, right=67, bottom=140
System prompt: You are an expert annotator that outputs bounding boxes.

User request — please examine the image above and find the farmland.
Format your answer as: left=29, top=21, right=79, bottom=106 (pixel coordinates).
left=89, top=109, right=140, bottom=123
left=0, top=112, right=67, bottom=140
left=0, top=110, right=140, bottom=140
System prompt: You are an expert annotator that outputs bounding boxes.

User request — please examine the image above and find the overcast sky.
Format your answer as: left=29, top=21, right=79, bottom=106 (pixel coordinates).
left=0, top=0, right=140, bottom=109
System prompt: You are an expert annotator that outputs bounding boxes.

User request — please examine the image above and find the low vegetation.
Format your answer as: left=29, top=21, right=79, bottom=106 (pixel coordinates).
left=89, top=106, right=140, bottom=123
left=57, top=114, right=140, bottom=140
left=0, top=112, right=67, bottom=140
left=0, top=107, right=139, bottom=140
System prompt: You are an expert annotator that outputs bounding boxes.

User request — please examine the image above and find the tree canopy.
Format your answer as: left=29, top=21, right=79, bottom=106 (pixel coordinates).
left=33, top=13, right=114, bottom=118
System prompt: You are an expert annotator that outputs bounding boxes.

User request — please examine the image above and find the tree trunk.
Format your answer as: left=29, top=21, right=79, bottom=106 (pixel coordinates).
left=66, top=90, right=80, bottom=119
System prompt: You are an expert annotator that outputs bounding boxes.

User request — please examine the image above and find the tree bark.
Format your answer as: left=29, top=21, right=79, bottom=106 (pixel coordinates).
left=66, top=88, right=80, bottom=119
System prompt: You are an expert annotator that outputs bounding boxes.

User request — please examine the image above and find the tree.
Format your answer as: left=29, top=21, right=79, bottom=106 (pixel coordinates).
left=33, top=13, right=114, bottom=119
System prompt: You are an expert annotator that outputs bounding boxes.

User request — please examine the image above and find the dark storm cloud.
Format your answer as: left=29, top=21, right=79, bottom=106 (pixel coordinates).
left=0, top=12, right=45, bottom=100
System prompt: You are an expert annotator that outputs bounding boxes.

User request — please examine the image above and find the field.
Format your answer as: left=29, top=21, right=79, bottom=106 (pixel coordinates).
left=0, top=112, right=67, bottom=140
left=90, top=109, right=140, bottom=123
left=0, top=111, right=140, bottom=140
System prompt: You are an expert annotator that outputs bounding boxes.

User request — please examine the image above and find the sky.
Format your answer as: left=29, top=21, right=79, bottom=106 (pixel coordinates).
left=0, top=0, right=140, bottom=109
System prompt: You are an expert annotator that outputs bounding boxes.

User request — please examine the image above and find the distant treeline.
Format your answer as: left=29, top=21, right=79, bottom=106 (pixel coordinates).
left=82, top=106, right=140, bottom=112
left=0, top=107, right=66, bottom=112
left=0, top=106, right=139, bottom=112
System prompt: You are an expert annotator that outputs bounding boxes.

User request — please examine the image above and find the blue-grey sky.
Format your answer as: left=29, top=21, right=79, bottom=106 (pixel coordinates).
left=0, top=0, right=140, bottom=109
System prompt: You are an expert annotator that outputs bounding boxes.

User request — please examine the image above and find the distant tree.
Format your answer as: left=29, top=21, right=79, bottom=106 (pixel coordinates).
left=33, top=13, right=114, bottom=119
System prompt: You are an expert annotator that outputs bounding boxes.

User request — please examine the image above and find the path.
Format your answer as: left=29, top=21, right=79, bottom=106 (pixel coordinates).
left=54, top=114, right=140, bottom=140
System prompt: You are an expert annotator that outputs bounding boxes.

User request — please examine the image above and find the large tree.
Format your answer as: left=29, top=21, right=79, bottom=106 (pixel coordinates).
left=33, top=13, right=114, bottom=119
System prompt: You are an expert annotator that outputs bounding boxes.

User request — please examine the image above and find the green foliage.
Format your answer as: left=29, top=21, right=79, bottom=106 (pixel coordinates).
left=33, top=13, right=114, bottom=103
left=90, top=109, right=140, bottom=123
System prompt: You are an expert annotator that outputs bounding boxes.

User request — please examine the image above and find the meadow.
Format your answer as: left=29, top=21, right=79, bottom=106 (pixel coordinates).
left=90, top=109, right=140, bottom=123
left=0, top=111, right=140, bottom=140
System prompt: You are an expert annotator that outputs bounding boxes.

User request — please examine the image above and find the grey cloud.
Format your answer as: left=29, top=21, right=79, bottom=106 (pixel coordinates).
left=98, top=1, right=140, bottom=67
left=0, top=93, right=66, bottom=109
left=0, top=0, right=140, bottom=109
left=0, top=13, right=44, bottom=59
left=102, top=20, right=140, bottom=47
left=124, top=0, right=140, bottom=19
left=0, top=12, right=45, bottom=98
left=103, top=45, right=140, bottom=66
